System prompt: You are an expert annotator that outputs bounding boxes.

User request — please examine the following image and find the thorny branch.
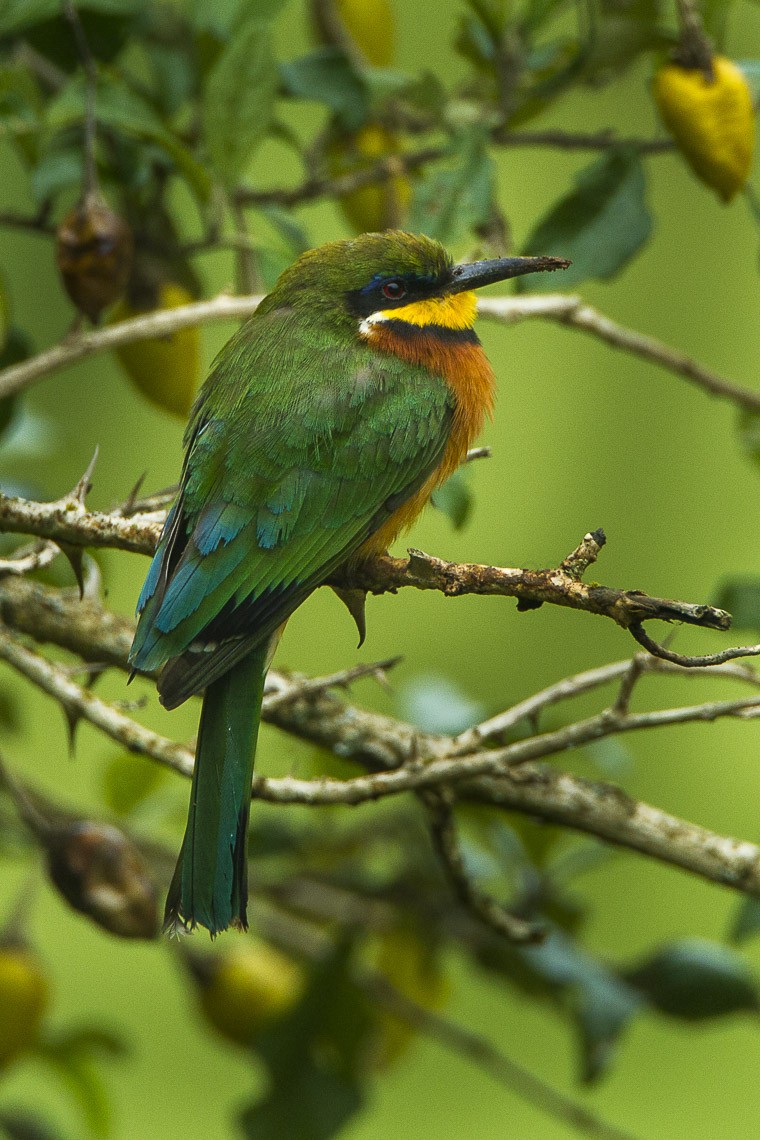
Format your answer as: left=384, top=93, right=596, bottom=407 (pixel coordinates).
left=0, top=486, right=741, bottom=662
left=3, top=579, right=760, bottom=907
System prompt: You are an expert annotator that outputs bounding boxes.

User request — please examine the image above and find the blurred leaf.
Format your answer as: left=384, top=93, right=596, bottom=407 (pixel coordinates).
left=257, top=205, right=311, bottom=256
left=431, top=468, right=473, bottom=530
left=241, top=1062, right=362, bottom=1140
left=281, top=49, right=367, bottom=132
left=524, top=929, right=641, bottom=1081
left=101, top=752, right=167, bottom=816
left=203, top=18, right=278, bottom=186
left=30, top=145, right=84, bottom=204
left=0, top=66, right=43, bottom=164
left=0, top=1111, right=63, bottom=1140
left=712, top=576, right=760, bottom=632
left=0, top=688, right=20, bottom=734
left=397, top=674, right=486, bottom=735
left=0, top=329, right=34, bottom=442
left=409, top=127, right=494, bottom=245
left=518, top=148, right=652, bottom=291
left=189, top=0, right=288, bottom=38
left=0, top=0, right=143, bottom=35
left=37, top=1026, right=126, bottom=1138
left=242, top=945, right=369, bottom=1140
left=46, top=75, right=210, bottom=201
left=582, top=0, right=663, bottom=86
left=729, top=896, right=760, bottom=945
left=624, top=938, right=760, bottom=1019
left=573, top=972, right=639, bottom=1084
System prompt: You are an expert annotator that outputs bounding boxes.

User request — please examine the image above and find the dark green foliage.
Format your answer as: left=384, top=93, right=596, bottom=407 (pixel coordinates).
left=623, top=939, right=760, bottom=1020
left=240, top=945, right=369, bottom=1140
left=519, top=148, right=652, bottom=291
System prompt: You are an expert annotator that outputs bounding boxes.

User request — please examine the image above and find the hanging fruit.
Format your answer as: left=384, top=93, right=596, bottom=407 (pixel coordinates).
left=653, top=55, right=755, bottom=202
left=311, top=0, right=396, bottom=67
left=56, top=195, right=133, bottom=321
left=110, top=281, right=200, bottom=418
left=0, top=943, right=49, bottom=1069
left=191, top=941, right=305, bottom=1047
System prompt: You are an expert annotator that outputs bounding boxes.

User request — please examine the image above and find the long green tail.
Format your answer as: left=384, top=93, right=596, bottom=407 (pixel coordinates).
left=164, top=644, right=267, bottom=936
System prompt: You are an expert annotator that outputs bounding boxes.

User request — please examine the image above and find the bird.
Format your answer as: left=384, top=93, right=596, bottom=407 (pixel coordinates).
left=128, top=231, right=568, bottom=936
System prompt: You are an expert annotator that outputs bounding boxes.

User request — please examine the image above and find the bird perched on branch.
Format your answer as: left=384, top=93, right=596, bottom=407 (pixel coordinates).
left=129, top=231, right=568, bottom=936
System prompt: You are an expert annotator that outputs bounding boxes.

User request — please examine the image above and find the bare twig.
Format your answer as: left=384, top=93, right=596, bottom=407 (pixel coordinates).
left=3, top=290, right=756, bottom=421
left=476, top=294, right=760, bottom=413
left=0, top=294, right=264, bottom=402
left=0, top=497, right=739, bottom=652
left=630, top=622, right=760, bottom=669
left=0, top=540, right=61, bottom=578
left=5, top=611, right=760, bottom=900
left=264, top=657, right=401, bottom=712
left=0, top=625, right=193, bottom=777
left=421, top=788, right=543, bottom=944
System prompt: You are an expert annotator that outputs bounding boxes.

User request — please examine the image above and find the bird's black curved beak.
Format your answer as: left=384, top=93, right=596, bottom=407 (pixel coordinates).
left=447, top=254, right=570, bottom=294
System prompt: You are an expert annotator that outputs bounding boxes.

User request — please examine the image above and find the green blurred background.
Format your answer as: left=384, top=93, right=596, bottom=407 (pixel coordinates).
left=3, top=1, right=760, bottom=1137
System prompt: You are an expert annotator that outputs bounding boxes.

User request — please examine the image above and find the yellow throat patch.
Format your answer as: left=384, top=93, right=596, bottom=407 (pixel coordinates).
left=372, top=290, right=477, bottom=330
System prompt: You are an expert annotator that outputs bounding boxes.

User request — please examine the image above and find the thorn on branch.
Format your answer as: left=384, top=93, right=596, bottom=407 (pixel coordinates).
left=72, top=446, right=99, bottom=504
left=263, top=657, right=402, bottom=713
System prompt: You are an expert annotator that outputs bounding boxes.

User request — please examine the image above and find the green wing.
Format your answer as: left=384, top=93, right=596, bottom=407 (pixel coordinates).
left=129, top=307, right=453, bottom=708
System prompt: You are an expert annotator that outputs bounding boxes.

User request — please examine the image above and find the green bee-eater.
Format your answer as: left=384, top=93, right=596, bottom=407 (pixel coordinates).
left=129, top=231, right=567, bottom=935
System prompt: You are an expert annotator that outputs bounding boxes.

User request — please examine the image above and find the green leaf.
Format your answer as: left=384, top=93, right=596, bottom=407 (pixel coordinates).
left=241, top=1062, right=362, bottom=1140
left=30, top=145, right=84, bottom=204
left=525, top=930, right=641, bottom=1082
left=46, top=75, right=211, bottom=201
left=257, top=205, right=310, bottom=255
left=430, top=467, right=473, bottom=530
left=281, top=49, right=367, bottom=132
left=409, top=128, right=494, bottom=245
left=189, top=0, right=288, bottom=38
left=518, top=148, right=652, bottom=291
left=729, top=896, right=760, bottom=945
left=582, top=0, right=664, bottom=85
left=712, top=576, right=760, bottom=632
left=203, top=18, right=278, bottom=186
left=624, top=938, right=760, bottom=1020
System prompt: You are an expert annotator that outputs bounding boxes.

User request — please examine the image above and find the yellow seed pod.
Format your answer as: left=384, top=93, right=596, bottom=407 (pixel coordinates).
left=328, top=124, right=411, bottom=234
left=326, top=0, right=395, bottom=67
left=653, top=56, right=755, bottom=202
left=0, top=947, right=50, bottom=1068
left=110, top=283, right=200, bottom=418
left=198, top=941, right=305, bottom=1047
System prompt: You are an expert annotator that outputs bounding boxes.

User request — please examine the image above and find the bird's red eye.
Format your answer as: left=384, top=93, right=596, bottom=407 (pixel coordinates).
left=382, top=280, right=407, bottom=300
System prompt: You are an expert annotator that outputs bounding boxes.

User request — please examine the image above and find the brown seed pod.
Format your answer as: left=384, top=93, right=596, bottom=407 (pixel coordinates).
left=45, top=820, right=159, bottom=940
left=56, top=196, right=133, bottom=321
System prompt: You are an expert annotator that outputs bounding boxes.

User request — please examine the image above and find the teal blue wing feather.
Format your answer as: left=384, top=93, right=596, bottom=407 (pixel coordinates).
left=129, top=307, right=452, bottom=708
